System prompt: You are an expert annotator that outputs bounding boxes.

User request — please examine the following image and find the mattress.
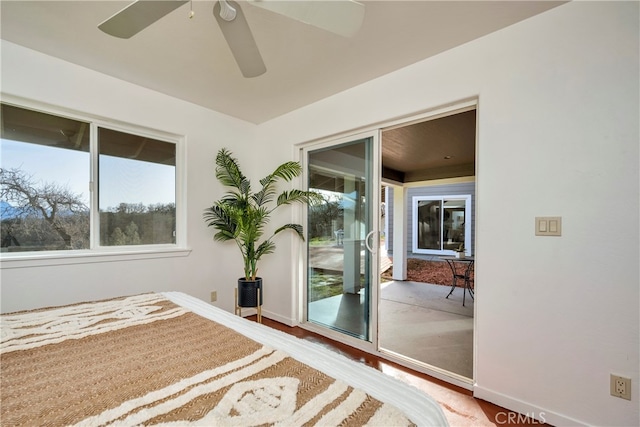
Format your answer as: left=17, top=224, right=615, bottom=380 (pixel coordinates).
left=0, top=291, right=447, bottom=426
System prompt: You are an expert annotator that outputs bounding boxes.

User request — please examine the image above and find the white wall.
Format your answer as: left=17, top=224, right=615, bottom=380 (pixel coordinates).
left=0, top=40, right=257, bottom=315
left=2, top=1, right=638, bottom=425
left=257, top=2, right=639, bottom=426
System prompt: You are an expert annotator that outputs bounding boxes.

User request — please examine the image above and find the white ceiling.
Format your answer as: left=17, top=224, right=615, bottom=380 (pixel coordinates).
left=1, top=1, right=564, bottom=124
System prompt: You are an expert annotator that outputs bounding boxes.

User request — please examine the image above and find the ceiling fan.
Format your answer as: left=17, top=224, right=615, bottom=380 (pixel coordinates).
left=98, top=0, right=365, bottom=78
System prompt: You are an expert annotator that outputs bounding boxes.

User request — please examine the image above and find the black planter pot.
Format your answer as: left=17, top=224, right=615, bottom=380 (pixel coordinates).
left=237, top=277, right=263, bottom=308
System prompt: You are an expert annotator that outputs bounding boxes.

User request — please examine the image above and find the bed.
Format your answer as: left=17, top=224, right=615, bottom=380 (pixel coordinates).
left=0, top=292, right=448, bottom=426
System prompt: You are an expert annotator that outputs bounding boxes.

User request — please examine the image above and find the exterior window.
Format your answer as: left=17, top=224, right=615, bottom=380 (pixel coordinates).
left=0, top=104, right=90, bottom=251
left=98, top=128, right=175, bottom=246
left=0, top=103, right=179, bottom=255
left=412, top=195, right=471, bottom=255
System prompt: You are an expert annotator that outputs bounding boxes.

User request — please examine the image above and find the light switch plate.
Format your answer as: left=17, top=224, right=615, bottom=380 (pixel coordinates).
left=536, top=216, right=561, bottom=236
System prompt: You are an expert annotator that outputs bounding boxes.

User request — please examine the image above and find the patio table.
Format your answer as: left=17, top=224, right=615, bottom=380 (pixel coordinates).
left=443, top=257, right=474, bottom=306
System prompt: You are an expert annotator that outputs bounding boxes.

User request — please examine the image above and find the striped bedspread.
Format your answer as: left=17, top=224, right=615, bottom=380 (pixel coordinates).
left=0, top=293, right=446, bottom=426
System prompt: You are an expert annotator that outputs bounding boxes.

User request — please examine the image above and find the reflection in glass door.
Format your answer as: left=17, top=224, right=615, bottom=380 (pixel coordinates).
left=305, top=136, right=378, bottom=341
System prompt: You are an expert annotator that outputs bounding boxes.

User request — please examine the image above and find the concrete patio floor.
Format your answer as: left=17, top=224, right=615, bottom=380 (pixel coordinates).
left=308, top=282, right=473, bottom=379
left=308, top=243, right=474, bottom=379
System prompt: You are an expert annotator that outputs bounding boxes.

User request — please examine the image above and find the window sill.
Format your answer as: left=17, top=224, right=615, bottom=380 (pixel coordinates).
left=0, top=247, right=192, bottom=269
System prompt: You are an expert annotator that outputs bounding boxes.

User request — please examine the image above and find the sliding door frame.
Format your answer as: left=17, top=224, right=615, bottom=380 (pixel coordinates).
left=295, top=98, right=478, bottom=391
left=298, top=130, right=381, bottom=354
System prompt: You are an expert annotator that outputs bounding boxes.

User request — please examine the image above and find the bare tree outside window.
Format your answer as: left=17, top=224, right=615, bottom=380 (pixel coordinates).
left=0, top=168, right=89, bottom=251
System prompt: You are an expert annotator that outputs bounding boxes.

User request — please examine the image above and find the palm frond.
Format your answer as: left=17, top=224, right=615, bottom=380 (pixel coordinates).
left=270, top=161, right=302, bottom=181
left=274, top=223, right=305, bottom=241
left=203, top=204, right=237, bottom=241
left=215, top=148, right=250, bottom=195
left=254, top=161, right=302, bottom=206
left=252, top=181, right=276, bottom=207
left=255, top=239, right=276, bottom=260
left=276, top=189, right=313, bottom=207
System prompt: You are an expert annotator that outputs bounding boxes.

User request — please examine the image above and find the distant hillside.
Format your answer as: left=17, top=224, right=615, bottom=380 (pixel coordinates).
left=0, top=201, right=21, bottom=219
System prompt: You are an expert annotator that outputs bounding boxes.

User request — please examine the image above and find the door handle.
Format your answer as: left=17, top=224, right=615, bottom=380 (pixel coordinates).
left=365, top=230, right=377, bottom=254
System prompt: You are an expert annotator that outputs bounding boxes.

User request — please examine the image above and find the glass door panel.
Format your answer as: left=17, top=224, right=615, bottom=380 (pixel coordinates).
left=306, top=136, right=377, bottom=341
left=416, top=200, right=441, bottom=250
left=443, top=199, right=467, bottom=251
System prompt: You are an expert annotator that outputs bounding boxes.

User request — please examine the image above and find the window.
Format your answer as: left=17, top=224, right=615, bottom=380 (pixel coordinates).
left=1, top=103, right=180, bottom=256
left=412, top=195, right=471, bottom=255
left=98, top=127, right=176, bottom=246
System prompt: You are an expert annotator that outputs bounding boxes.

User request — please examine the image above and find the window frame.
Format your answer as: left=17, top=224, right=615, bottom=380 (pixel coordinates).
left=411, top=194, right=472, bottom=256
left=0, top=98, right=189, bottom=269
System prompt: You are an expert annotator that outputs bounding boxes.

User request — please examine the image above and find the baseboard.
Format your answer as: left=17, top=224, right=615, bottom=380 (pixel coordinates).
left=239, top=308, right=297, bottom=327
left=262, top=309, right=297, bottom=326
left=474, top=385, right=586, bottom=426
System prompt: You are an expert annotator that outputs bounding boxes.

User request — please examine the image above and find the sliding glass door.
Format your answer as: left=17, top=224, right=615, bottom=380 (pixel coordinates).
left=304, top=133, right=379, bottom=342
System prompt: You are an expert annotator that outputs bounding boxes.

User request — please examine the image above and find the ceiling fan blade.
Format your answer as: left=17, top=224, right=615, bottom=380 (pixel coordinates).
left=98, top=0, right=189, bottom=39
left=214, top=1, right=267, bottom=78
left=248, top=0, right=365, bottom=37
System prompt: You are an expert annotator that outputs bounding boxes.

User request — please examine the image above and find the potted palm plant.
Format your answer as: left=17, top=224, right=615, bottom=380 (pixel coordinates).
left=203, top=148, right=315, bottom=318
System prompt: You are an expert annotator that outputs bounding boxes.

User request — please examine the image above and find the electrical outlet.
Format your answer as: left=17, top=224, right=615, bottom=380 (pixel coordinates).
left=210, top=291, right=217, bottom=302
left=610, top=374, right=631, bottom=400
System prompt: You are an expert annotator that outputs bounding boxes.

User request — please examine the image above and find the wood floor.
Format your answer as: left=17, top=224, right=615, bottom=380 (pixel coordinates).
left=249, top=315, right=549, bottom=426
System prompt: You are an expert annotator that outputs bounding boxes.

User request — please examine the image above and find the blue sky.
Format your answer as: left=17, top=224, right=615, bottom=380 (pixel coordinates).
left=1, top=139, right=174, bottom=209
